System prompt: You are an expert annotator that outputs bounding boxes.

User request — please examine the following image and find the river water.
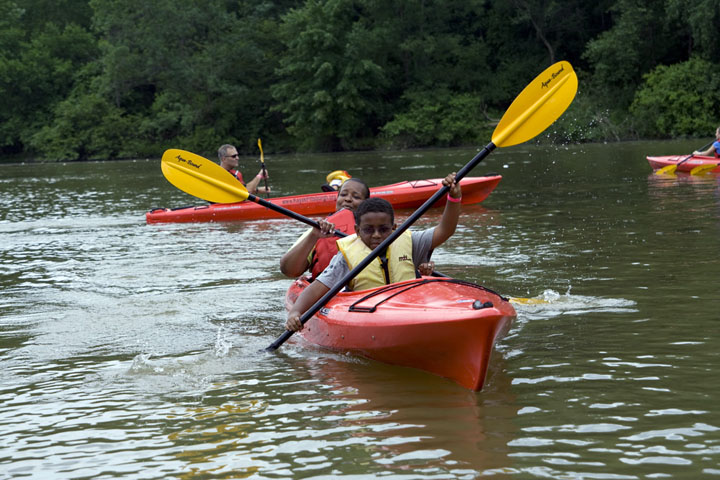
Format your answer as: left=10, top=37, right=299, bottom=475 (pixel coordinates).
left=1, top=140, right=719, bottom=479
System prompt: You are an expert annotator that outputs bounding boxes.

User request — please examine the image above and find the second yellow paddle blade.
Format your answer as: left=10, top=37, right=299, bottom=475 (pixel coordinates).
left=690, top=163, right=718, bottom=175
left=161, top=149, right=249, bottom=204
left=492, top=61, right=578, bottom=148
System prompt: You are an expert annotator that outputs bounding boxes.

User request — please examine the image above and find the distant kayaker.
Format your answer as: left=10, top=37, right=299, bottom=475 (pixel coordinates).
left=218, top=144, right=270, bottom=195
left=693, top=127, right=720, bottom=157
left=286, top=173, right=461, bottom=332
left=280, top=177, right=370, bottom=281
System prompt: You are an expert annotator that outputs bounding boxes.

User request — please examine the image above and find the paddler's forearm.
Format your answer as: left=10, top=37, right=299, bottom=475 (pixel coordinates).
left=287, top=279, right=330, bottom=331
left=431, top=173, right=462, bottom=248
left=245, top=175, right=261, bottom=194
left=432, top=199, right=461, bottom=248
left=280, top=231, right=319, bottom=277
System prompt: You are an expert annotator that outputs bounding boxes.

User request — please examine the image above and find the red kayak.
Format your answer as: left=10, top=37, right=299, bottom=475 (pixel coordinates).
left=646, top=155, right=720, bottom=173
left=284, top=276, right=516, bottom=391
left=146, top=176, right=501, bottom=224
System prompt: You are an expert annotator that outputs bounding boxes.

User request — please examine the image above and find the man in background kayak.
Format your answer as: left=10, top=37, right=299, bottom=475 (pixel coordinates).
left=286, top=172, right=461, bottom=332
left=218, top=144, right=270, bottom=195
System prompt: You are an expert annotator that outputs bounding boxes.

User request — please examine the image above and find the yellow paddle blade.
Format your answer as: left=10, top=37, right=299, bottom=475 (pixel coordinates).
left=161, top=149, right=249, bottom=203
left=690, top=163, right=718, bottom=175
left=655, top=164, right=678, bottom=175
left=492, top=61, right=578, bottom=148
left=258, top=138, right=264, bottom=163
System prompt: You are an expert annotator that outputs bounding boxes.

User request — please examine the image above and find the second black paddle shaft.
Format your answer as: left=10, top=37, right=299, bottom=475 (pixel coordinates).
left=672, top=140, right=713, bottom=171
left=260, top=163, right=270, bottom=197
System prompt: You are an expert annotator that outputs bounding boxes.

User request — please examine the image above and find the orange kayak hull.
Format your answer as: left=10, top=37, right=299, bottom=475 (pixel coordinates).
left=284, top=277, right=516, bottom=391
left=146, top=176, right=501, bottom=224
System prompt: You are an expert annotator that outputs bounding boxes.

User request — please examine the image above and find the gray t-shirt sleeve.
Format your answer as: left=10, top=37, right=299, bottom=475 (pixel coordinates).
left=315, top=252, right=350, bottom=289
left=315, top=227, right=436, bottom=289
left=411, top=227, right=435, bottom=267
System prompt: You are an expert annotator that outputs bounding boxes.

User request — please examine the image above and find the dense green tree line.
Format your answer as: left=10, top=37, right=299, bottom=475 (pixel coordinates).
left=2, top=0, right=720, bottom=161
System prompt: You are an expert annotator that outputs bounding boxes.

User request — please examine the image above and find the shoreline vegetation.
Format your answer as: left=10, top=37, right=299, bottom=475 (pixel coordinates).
left=2, top=1, right=720, bottom=163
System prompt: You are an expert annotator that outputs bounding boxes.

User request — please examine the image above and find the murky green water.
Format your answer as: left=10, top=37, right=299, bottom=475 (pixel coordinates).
left=1, top=140, right=719, bottom=479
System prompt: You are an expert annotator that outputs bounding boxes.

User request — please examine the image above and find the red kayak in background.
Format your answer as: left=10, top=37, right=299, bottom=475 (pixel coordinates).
left=646, top=155, right=720, bottom=173
left=284, top=276, right=516, bottom=391
left=146, top=175, right=502, bottom=224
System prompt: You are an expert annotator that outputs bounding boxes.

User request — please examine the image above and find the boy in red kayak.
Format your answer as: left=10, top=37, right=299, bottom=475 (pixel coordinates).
left=286, top=172, right=461, bottom=332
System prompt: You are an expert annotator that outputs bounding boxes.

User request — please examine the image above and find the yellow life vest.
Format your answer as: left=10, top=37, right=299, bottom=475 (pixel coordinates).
left=336, top=231, right=415, bottom=291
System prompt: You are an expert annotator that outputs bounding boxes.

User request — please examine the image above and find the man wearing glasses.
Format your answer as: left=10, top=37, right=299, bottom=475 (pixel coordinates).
left=218, top=144, right=270, bottom=195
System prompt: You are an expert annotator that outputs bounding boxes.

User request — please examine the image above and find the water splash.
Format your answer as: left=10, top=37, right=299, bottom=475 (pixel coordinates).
left=214, top=325, right=233, bottom=357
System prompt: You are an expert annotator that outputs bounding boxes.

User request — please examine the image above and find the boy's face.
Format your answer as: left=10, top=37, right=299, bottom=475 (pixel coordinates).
left=356, top=212, right=395, bottom=250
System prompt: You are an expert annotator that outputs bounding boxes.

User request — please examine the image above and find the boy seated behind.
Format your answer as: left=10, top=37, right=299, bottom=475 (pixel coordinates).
left=286, top=172, right=462, bottom=332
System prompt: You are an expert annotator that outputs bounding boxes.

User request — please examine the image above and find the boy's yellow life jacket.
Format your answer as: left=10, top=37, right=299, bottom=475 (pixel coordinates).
left=337, top=231, right=415, bottom=291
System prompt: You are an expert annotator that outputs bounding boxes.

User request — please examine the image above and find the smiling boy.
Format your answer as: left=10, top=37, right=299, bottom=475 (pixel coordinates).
left=286, top=172, right=462, bottom=332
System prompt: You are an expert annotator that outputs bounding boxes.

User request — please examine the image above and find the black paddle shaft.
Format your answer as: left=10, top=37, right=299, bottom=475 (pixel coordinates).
left=678, top=140, right=714, bottom=167
left=247, top=193, right=346, bottom=238
left=266, top=142, right=497, bottom=351
left=260, top=162, right=270, bottom=197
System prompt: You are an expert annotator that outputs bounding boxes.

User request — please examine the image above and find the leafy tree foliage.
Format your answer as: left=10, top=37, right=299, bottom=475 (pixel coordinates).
left=382, top=0, right=493, bottom=147
left=89, top=0, right=263, bottom=156
left=630, top=58, right=720, bottom=137
left=2, top=0, right=720, bottom=161
left=507, top=0, right=613, bottom=66
left=0, top=0, right=97, bottom=158
left=381, top=91, right=490, bottom=148
left=583, top=0, right=688, bottom=108
left=667, top=0, right=720, bottom=61
left=272, top=0, right=497, bottom=149
left=272, top=0, right=391, bottom=150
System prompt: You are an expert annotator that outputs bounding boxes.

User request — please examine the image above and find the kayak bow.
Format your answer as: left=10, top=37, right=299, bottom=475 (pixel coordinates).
left=285, top=276, right=516, bottom=391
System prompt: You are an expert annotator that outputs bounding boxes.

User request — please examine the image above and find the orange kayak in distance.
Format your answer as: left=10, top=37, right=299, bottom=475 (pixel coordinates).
left=284, top=276, right=516, bottom=391
left=146, top=176, right=501, bottom=224
left=646, top=155, right=720, bottom=173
